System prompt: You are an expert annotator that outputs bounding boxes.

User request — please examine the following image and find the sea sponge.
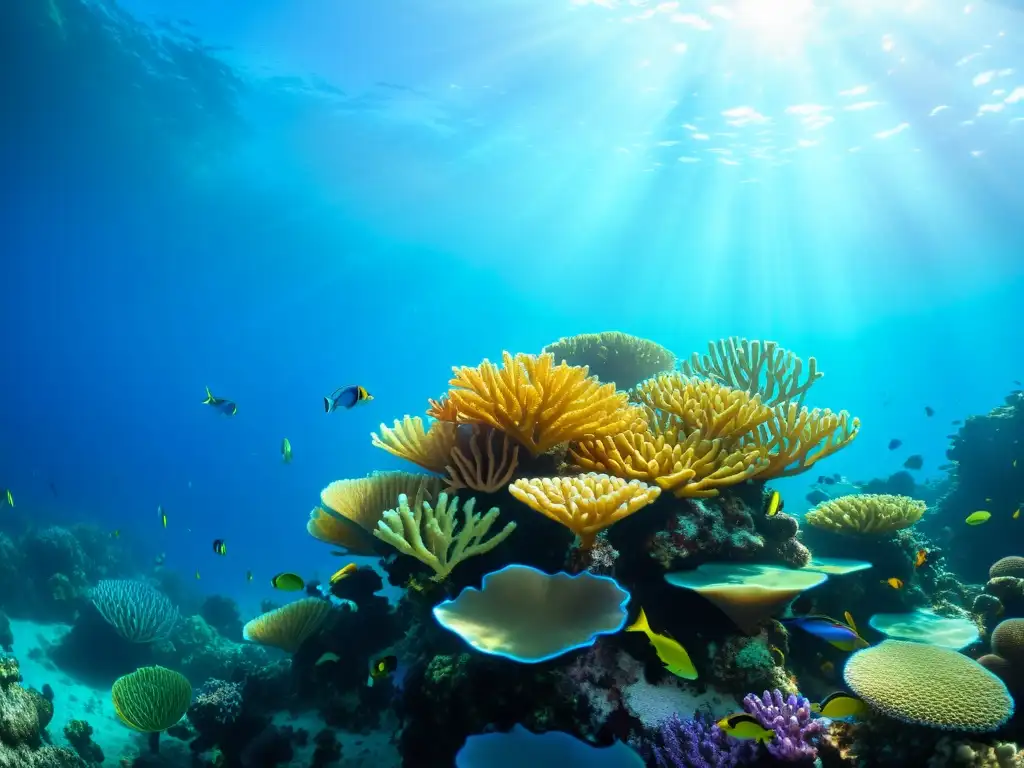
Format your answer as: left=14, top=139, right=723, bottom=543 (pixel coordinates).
left=843, top=640, right=1014, bottom=731
left=634, top=373, right=773, bottom=441
left=90, top=580, right=179, bottom=643
left=374, top=492, right=516, bottom=581
left=991, top=619, right=1024, bottom=665
left=753, top=404, right=860, bottom=479
left=242, top=598, right=335, bottom=654
left=111, top=666, right=192, bottom=732
left=314, top=472, right=443, bottom=554
left=371, top=416, right=458, bottom=474
left=680, top=338, right=823, bottom=407
left=446, top=352, right=631, bottom=456
left=990, top=557, right=1024, bottom=580
left=508, top=473, right=661, bottom=548
left=541, top=331, right=676, bottom=390
left=804, top=494, right=925, bottom=535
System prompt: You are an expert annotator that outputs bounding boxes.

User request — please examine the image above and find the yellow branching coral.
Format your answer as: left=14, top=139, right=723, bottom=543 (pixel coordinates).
left=427, top=394, right=460, bottom=422
left=374, top=492, right=516, bottom=581
left=752, top=404, right=860, bottom=479
left=681, top=338, right=822, bottom=407
left=242, top=598, right=335, bottom=653
left=634, top=373, right=773, bottom=441
left=805, top=493, right=925, bottom=535
left=447, top=352, right=631, bottom=456
left=371, top=416, right=458, bottom=474
left=508, top=473, right=661, bottom=548
left=447, top=425, right=520, bottom=493
left=571, top=421, right=767, bottom=498
left=542, top=331, right=676, bottom=389
left=314, top=472, right=442, bottom=554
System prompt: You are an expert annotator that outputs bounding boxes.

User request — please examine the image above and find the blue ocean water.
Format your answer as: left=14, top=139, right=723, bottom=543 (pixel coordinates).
left=2, top=0, right=1023, bottom=616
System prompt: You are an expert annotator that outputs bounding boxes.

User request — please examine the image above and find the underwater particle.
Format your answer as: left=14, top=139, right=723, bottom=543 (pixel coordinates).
left=888, top=439, right=902, bottom=450
left=281, top=437, right=292, bottom=463
left=195, top=570, right=200, bottom=580
left=432, top=564, right=631, bottom=663
left=2, top=489, right=12, bottom=506
left=625, top=607, right=697, bottom=679
left=665, top=563, right=827, bottom=634
left=903, top=455, right=924, bottom=470
left=111, top=666, right=192, bottom=732
left=812, top=691, right=871, bottom=721
left=246, top=570, right=253, bottom=582
left=324, top=384, right=373, bottom=413
left=212, top=539, right=226, bottom=556
left=715, top=713, right=774, bottom=744
left=316, top=652, right=340, bottom=666
left=367, top=654, right=397, bottom=686
left=782, top=615, right=868, bottom=652
left=991, top=619, right=1024, bottom=665
left=91, top=580, right=179, bottom=643
left=843, top=640, right=1014, bottom=731
left=966, top=511, right=992, bottom=526
left=455, top=723, right=644, bottom=768
left=925, top=406, right=935, bottom=417
left=271, top=572, right=304, bottom=591
left=329, top=563, right=358, bottom=585
left=804, top=494, right=925, bottom=535
left=801, top=557, right=873, bottom=575
left=990, top=556, right=1024, bottom=579
left=766, top=490, right=782, bottom=516
left=242, top=597, right=335, bottom=654
left=202, top=386, right=237, bottom=416
left=868, top=608, right=980, bottom=650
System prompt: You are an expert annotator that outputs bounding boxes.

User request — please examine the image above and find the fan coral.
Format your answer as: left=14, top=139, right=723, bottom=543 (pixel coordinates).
left=680, top=338, right=822, bottom=407
left=90, top=580, right=179, bottom=643
left=508, top=473, right=661, bottom=548
left=374, top=492, right=516, bottom=581
left=542, top=331, right=676, bottom=389
left=371, top=416, right=457, bottom=474
left=111, top=665, right=192, bottom=732
left=844, top=640, right=1014, bottom=731
left=446, top=351, right=631, bottom=456
left=635, top=374, right=773, bottom=441
left=242, top=598, right=335, bottom=654
left=651, top=712, right=758, bottom=768
left=804, top=494, right=925, bottom=535
left=742, top=689, right=824, bottom=761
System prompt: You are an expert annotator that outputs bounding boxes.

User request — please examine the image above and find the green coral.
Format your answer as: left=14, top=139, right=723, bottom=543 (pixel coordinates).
left=111, top=666, right=191, bottom=732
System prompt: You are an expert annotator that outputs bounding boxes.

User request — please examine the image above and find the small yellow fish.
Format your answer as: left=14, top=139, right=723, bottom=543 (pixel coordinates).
left=281, top=438, right=292, bottom=464
left=966, top=510, right=992, bottom=526
left=367, top=655, right=397, bottom=686
left=812, top=691, right=871, bottom=721
left=212, top=539, right=227, bottom=556
left=986, top=498, right=994, bottom=502
left=1014, top=508, right=1021, bottom=520
left=158, top=505, right=168, bottom=529
left=883, top=577, right=904, bottom=590
left=330, top=563, right=358, bottom=585
left=716, top=713, right=775, bottom=744
left=2, top=489, right=12, bottom=507
left=625, top=607, right=698, bottom=680
left=111, top=530, right=120, bottom=539
left=1014, top=459, right=1018, bottom=468
left=246, top=570, right=254, bottom=582
left=766, top=490, right=782, bottom=517
left=914, top=549, right=927, bottom=568
left=271, top=572, right=304, bottom=591
left=195, top=569, right=201, bottom=580
left=316, top=652, right=340, bottom=666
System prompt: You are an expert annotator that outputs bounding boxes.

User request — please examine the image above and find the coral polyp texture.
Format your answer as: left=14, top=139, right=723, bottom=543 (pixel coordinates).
left=242, top=598, right=335, bottom=654
left=508, top=473, right=661, bottom=548
left=990, top=556, right=1024, bottom=580
left=804, top=493, right=925, bottom=534
left=90, top=580, right=179, bottom=643
left=432, top=564, right=631, bottom=663
left=742, top=689, right=824, bottom=760
left=111, top=665, right=192, bottom=732
left=445, top=351, right=632, bottom=456
left=374, top=491, right=516, bottom=581
left=541, top=331, right=676, bottom=390
left=634, top=373, right=773, bottom=441
left=843, top=640, right=1015, bottom=731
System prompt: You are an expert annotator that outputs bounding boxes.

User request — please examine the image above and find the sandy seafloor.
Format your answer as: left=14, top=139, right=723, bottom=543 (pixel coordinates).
left=10, top=620, right=401, bottom=767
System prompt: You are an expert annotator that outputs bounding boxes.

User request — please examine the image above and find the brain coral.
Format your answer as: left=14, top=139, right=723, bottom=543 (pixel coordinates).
left=843, top=640, right=1014, bottom=731
left=992, top=619, right=1024, bottom=665
left=990, top=556, right=1024, bottom=580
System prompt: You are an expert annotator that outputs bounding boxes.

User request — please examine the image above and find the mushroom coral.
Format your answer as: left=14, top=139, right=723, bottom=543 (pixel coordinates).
left=804, top=493, right=925, bottom=535
left=432, top=564, right=631, bottom=663
left=665, top=563, right=828, bottom=634
left=541, top=331, right=676, bottom=390
left=508, top=473, right=661, bottom=548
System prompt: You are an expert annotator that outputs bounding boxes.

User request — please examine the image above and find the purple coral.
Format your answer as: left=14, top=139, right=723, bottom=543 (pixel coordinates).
left=742, top=689, right=824, bottom=761
left=651, top=712, right=758, bottom=768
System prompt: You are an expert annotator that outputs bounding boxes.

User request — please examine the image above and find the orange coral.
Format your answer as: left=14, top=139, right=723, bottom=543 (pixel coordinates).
left=751, top=404, right=860, bottom=479
left=634, top=373, right=773, bottom=441
left=427, top=394, right=460, bottom=422
left=508, top=473, right=661, bottom=548
left=447, top=352, right=631, bottom=457
left=371, top=416, right=457, bottom=474
left=446, top=426, right=520, bottom=493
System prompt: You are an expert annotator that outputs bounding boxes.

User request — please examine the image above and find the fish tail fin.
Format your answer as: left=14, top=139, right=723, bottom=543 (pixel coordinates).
left=626, top=607, right=650, bottom=635
left=203, top=386, right=214, bottom=404
left=323, top=397, right=333, bottom=413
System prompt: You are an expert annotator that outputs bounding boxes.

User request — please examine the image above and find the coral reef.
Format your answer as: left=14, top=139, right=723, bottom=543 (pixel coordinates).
left=542, top=331, right=676, bottom=390
left=650, top=711, right=758, bottom=768
left=742, top=689, right=824, bottom=761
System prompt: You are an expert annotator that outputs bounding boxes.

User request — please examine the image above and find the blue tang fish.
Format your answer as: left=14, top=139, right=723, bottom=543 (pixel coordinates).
left=324, top=385, right=373, bottom=413
left=783, top=614, right=868, bottom=652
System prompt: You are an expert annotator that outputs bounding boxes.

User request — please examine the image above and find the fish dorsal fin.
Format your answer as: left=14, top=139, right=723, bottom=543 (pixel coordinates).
left=843, top=611, right=859, bottom=634
left=819, top=691, right=849, bottom=709
left=723, top=713, right=760, bottom=729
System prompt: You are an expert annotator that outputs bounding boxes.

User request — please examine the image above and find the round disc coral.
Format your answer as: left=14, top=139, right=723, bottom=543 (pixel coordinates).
left=111, top=666, right=192, bottom=732
left=242, top=598, right=335, bottom=654
left=843, top=640, right=1014, bottom=731
left=868, top=609, right=980, bottom=650
left=432, top=564, right=631, bottom=663
left=665, top=563, right=827, bottom=634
